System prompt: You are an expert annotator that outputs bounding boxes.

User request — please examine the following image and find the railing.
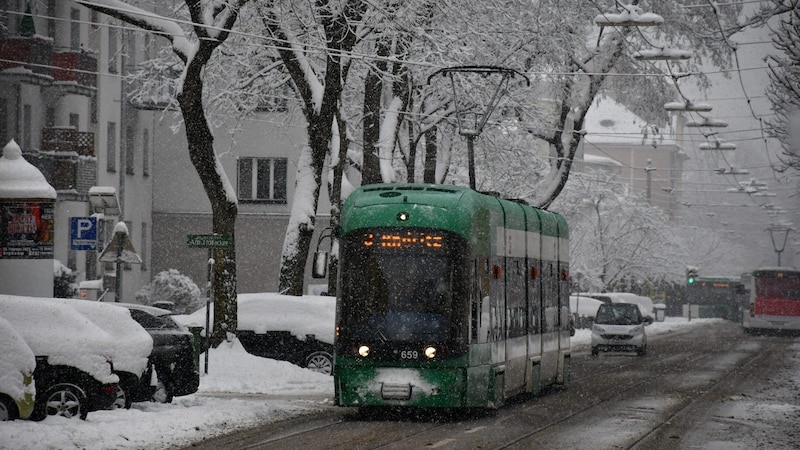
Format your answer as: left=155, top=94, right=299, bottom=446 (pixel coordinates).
left=41, top=128, right=95, bottom=156
left=0, top=35, right=53, bottom=78
left=52, top=50, right=97, bottom=88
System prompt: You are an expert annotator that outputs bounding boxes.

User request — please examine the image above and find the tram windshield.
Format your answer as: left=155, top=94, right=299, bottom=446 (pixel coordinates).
left=755, top=275, right=800, bottom=301
left=339, top=229, right=470, bottom=343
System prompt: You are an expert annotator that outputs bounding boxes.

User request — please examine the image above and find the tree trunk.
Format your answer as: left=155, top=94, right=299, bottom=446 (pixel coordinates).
left=178, top=51, right=238, bottom=347
left=362, top=37, right=390, bottom=185
left=423, top=125, right=438, bottom=184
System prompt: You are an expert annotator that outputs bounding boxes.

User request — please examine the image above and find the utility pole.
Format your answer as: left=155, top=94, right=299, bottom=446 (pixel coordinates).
left=645, top=159, right=656, bottom=202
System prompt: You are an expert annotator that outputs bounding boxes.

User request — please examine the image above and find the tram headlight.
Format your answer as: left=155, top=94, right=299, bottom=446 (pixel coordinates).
left=424, top=346, right=437, bottom=359
left=358, top=345, right=370, bottom=357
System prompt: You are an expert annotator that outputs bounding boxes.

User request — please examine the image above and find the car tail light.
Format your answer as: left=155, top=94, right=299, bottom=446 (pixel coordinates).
left=103, top=385, right=118, bottom=394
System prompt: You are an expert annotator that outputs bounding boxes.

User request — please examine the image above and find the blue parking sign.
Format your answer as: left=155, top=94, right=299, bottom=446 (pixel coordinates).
left=70, top=217, right=97, bottom=251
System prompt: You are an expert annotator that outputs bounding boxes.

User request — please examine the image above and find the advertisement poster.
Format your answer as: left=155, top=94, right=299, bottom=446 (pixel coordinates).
left=0, top=201, right=54, bottom=259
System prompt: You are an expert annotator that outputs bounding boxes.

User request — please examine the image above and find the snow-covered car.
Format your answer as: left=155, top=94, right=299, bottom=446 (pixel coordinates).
left=0, top=295, right=120, bottom=420
left=119, top=303, right=199, bottom=402
left=569, top=294, right=605, bottom=328
left=175, top=294, right=336, bottom=375
left=591, top=302, right=652, bottom=357
left=0, top=316, right=36, bottom=421
left=52, top=299, right=153, bottom=408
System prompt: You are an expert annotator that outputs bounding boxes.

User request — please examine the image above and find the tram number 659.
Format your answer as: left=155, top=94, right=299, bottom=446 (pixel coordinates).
left=400, top=350, right=419, bottom=359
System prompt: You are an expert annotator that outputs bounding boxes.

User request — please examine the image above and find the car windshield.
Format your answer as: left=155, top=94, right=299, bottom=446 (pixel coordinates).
left=128, top=309, right=181, bottom=330
left=595, top=304, right=641, bottom=325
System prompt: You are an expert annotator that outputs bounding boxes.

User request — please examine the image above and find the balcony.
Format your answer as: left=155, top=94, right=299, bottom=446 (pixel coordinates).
left=41, top=127, right=95, bottom=157
left=0, top=35, right=53, bottom=84
left=51, top=50, right=98, bottom=96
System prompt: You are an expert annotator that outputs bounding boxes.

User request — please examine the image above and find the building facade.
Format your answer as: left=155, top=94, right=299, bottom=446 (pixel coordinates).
left=1, top=1, right=154, bottom=301
left=577, top=97, right=687, bottom=220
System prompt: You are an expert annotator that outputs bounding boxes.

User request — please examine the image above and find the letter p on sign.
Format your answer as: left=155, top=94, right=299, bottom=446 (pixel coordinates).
left=70, top=217, right=98, bottom=251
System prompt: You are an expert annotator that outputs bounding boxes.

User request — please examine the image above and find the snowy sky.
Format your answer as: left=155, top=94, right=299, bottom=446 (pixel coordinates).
left=0, top=315, right=734, bottom=450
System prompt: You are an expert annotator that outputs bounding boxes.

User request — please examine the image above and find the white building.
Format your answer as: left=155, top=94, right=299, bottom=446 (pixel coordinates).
left=0, top=2, right=154, bottom=301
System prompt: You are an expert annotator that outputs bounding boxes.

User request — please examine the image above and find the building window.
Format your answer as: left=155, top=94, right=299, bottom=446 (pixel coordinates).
left=124, top=221, right=133, bottom=270
left=69, top=113, right=79, bottom=130
left=125, top=125, right=135, bottom=175
left=108, top=28, right=118, bottom=74
left=140, top=222, right=148, bottom=271
left=47, top=0, right=56, bottom=39
left=107, top=122, right=116, bottom=172
left=22, top=104, right=31, bottom=150
left=0, top=98, right=7, bottom=145
left=91, top=97, right=97, bottom=124
left=142, top=129, right=150, bottom=176
left=237, top=157, right=288, bottom=203
left=45, top=108, right=55, bottom=128
left=70, top=8, right=80, bottom=50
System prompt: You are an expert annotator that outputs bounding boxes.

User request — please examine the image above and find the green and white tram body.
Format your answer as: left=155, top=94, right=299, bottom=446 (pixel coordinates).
left=334, top=184, right=570, bottom=409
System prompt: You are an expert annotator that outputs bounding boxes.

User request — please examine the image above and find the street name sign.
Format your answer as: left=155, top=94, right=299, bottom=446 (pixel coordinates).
left=187, top=234, right=233, bottom=249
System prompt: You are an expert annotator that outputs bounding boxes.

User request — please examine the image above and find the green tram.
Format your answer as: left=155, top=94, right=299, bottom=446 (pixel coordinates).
left=685, top=276, right=743, bottom=321
left=333, top=184, right=570, bottom=409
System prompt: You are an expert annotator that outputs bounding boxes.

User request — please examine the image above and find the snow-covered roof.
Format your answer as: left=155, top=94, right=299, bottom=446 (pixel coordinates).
left=0, top=140, right=57, bottom=199
left=583, top=97, right=674, bottom=146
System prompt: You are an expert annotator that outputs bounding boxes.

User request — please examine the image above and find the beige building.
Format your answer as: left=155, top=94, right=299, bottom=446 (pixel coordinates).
left=150, top=109, right=334, bottom=294
left=577, top=97, right=687, bottom=219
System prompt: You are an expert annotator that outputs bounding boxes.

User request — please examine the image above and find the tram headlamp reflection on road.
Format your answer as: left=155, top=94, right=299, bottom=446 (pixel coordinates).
left=424, top=346, right=436, bottom=359
left=358, top=345, right=370, bottom=357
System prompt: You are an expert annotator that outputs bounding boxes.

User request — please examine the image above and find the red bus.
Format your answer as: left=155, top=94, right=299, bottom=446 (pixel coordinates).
left=741, top=267, right=800, bottom=333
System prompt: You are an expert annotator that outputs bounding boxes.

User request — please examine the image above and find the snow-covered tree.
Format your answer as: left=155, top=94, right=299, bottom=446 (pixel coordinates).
left=53, top=260, right=78, bottom=298
left=77, top=0, right=245, bottom=346
left=553, top=170, right=683, bottom=289
left=734, top=1, right=800, bottom=173
left=135, top=269, right=203, bottom=314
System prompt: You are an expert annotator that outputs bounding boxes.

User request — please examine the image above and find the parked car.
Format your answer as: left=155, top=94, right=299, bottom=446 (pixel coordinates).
left=0, top=316, right=36, bottom=421
left=591, top=302, right=653, bottom=357
left=175, top=294, right=336, bottom=375
left=0, top=295, right=120, bottom=420
left=569, top=294, right=605, bottom=328
left=117, top=303, right=200, bottom=403
left=53, top=299, right=153, bottom=409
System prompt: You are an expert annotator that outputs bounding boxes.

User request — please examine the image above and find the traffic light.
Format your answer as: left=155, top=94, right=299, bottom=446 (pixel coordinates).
left=686, top=266, right=699, bottom=284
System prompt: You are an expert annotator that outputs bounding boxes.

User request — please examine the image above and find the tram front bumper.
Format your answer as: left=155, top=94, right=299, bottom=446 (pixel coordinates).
left=335, top=366, right=466, bottom=408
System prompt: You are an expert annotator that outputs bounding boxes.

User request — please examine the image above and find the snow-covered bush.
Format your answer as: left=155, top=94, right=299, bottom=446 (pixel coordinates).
left=53, top=260, right=78, bottom=298
left=136, top=269, right=203, bottom=314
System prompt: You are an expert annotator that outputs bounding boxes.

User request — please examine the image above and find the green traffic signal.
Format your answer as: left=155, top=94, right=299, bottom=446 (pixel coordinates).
left=688, top=277, right=695, bottom=284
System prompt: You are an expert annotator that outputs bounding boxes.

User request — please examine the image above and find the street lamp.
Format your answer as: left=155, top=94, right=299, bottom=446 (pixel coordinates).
left=699, top=140, right=736, bottom=151
left=633, top=48, right=692, bottom=61
left=685, top=118, right=729, bottom=128
left=664, top=101, right=713, bottom=112
left=594, top=4, right=664, bottom=27
left=766, top=226, right=791, bottom=266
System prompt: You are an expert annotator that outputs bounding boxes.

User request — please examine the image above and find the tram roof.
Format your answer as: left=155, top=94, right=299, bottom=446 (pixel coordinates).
left=341, top=183, right=567, bottom=239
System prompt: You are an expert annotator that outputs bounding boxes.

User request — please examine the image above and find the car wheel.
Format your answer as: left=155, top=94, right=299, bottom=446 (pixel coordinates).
left=591, top=347, right=599, bottom=357
left=304, top=351, right=333, bottom=375
left=0, top=395, right=18, bottom=421
left=38, top=383, right=88, bottom=420
left=112, top=385, right=131, bottom=409
left=151, top=379, right=173, bottom=404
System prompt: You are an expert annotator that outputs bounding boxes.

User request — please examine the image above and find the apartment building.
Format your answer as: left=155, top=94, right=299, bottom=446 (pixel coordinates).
left=0, top=1, right=154, bottom=301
